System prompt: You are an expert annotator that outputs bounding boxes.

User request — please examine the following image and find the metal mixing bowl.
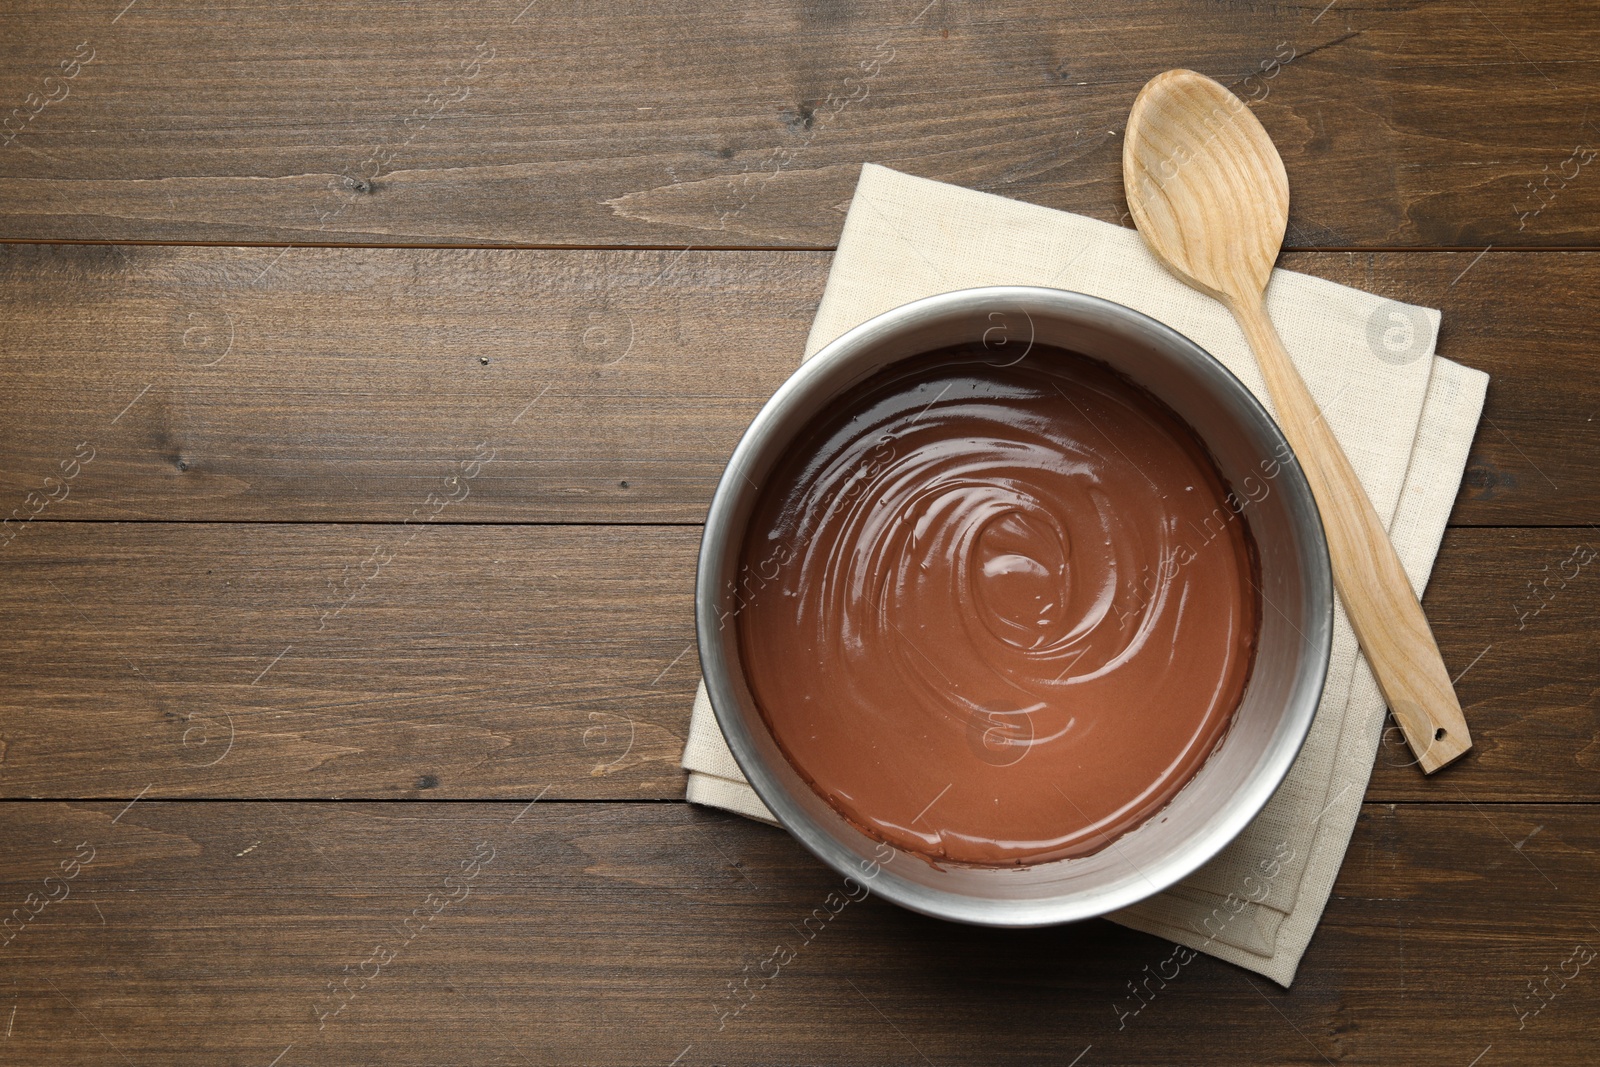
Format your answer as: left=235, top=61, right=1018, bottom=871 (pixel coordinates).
left=696, top=286, right=1332, bottom=926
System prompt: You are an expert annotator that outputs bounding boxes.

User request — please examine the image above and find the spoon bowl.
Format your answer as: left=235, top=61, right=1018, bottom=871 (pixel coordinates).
left=1123, top=69, right=1287, bottom=308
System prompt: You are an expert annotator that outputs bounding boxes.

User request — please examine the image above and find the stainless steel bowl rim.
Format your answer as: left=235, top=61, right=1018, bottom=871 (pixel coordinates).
left=696, top=286, right=1333, bottom=927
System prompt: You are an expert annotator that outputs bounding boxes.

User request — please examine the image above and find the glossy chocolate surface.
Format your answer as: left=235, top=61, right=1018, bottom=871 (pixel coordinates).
left=736, top=343, right=1260, bottom=866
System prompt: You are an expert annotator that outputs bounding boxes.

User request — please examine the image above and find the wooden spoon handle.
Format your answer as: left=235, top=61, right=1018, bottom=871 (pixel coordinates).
left=1230, top=297, right=1472, bottom=773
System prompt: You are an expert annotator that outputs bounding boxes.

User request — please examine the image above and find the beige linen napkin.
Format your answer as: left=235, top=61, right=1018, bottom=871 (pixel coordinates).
left=681, top=163, right=1487, bottom=986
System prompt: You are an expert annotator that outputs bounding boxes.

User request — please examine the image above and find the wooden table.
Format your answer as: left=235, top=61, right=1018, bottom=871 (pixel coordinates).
left=2, top=2, right=1596, bottom=1063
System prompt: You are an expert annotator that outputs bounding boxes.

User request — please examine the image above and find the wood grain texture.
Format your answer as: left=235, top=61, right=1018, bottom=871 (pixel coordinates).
left=0, top=0, right=1594, bottom=1056
left=1, top=799, right=1596, bottom=1066
left=0, top=523, right=1592, bottom=801
left=2, top=1, right=1598, bottom=248
left=1123, top=68, right=1290, bottom=306
left=1237, top=292, right=1473, bottom=771
left=3, top=243, right=1597, bottom=527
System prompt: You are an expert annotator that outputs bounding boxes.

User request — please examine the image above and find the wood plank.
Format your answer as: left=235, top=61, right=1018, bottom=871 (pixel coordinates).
left=2, top=244, right=1595, bottom=526
left=0, top=523, right=704, bottom=800
left=2, top=1, right=1598, bottom=248
left=0, top=244, right=820, bottom=526
left=0, top=523, right=1591, bottom=801
left=0, top=799, right=1595, bottom=1065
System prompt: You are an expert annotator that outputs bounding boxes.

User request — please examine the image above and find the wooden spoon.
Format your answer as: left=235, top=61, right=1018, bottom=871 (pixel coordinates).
left=1122, top=69, right=1471, bottom=774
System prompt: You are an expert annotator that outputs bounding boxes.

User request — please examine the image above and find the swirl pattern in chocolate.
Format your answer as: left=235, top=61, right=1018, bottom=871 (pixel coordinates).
left=736, top=343, right=1260, bottom=866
